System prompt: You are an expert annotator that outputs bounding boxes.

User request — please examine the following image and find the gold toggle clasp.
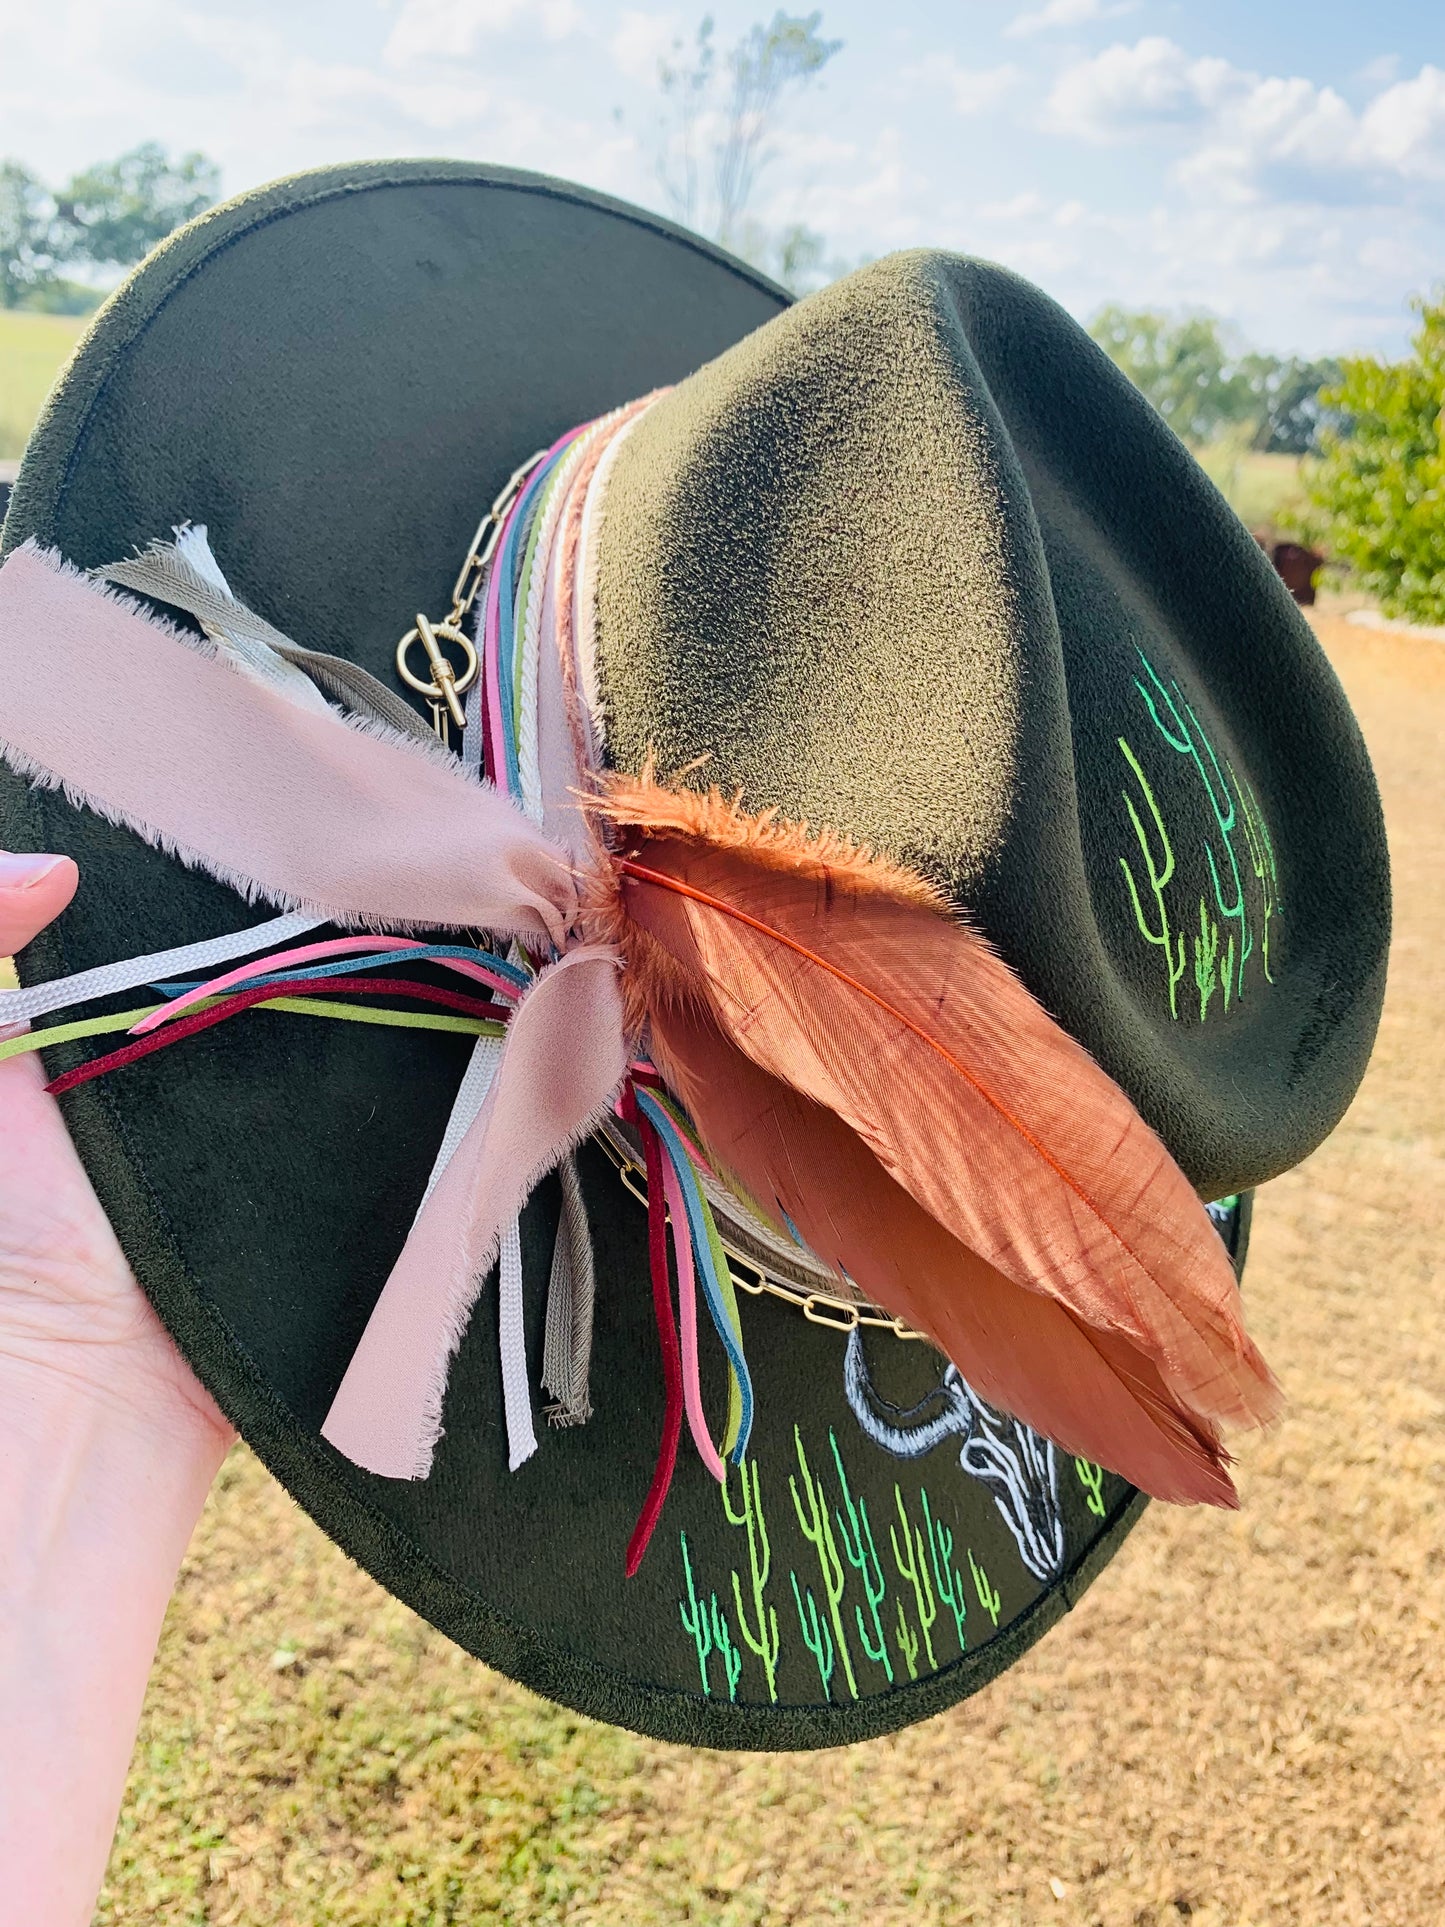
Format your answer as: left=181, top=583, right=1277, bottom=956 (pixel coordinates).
left=391, top=448, right=547, bottom=750
left=395, top=615, right=479, bottom=742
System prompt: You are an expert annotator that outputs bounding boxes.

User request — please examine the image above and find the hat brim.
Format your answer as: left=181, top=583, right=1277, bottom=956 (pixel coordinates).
left=2, top=160, right=1244, bottom=1747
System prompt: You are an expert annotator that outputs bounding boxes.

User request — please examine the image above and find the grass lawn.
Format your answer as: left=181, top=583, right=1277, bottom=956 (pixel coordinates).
left=0, top=309, right=88, bottom=459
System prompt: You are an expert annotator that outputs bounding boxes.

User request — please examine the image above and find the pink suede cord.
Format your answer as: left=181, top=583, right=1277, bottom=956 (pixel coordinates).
left=660, top=1149, right=727, bottom=1485
left=133, top=935, right=522, bottom=1035
left=45, top=977, right=506, bottom=1098
left=623, top=1094, right=685, bottom=1578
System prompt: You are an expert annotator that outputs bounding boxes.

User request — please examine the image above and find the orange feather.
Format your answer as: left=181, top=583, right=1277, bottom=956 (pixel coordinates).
left=652, top=994, right=1238, bottom=1503
left=593, top=777, right=1282, bottom=1501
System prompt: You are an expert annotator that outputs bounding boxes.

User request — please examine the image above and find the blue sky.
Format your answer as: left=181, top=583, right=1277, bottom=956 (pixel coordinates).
left=1, top=0, right=1440, bottom=353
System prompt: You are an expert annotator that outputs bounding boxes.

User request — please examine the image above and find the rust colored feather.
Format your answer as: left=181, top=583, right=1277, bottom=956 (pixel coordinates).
left=650, top=996, right=1237, bottom=1503
left=593, top=775, right=1282, bottom=1490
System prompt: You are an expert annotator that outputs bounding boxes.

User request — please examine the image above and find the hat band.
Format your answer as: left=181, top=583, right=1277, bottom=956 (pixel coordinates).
left=0, top=413, right=1285, bottom=1550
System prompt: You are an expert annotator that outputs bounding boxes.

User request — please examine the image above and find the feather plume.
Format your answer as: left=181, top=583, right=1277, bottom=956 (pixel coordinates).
left=652, top=996, right=1237, bottom=1503
left=593, top=773, right=1282, bottom=1503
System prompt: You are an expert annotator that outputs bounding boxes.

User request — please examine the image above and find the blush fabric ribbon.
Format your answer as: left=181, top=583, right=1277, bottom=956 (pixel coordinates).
left=0, top=538, right=628, bottom=1482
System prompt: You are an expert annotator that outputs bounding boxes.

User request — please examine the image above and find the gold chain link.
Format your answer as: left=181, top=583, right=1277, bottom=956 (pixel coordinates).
left=593, top=1130, right=924, bottom=1341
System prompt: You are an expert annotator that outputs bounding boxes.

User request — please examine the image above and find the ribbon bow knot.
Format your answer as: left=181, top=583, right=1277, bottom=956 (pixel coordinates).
left=0, top=541, right=631, bottom=1478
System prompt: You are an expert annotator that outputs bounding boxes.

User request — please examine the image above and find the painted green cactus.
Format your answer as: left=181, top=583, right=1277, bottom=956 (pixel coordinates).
left=1118, top=648, right=1281, bottom=1023
left=679, top=1531, right=745, bottom=1700
left=791, top=1571, right=836, bottom=1699
left=723, top=1458, right=781, bottom=1704
left=968, top=1546, right=1002, bottom=1630
left=710, top=1592, right=742, bottom=1701
left=831, top=1430, right=893, bottom=1683
left=679, top=1532, right=714, bottom=1693
left=890, top=1486, right=939, bottom=1671
left=1118, top=735, right=1186, bottom=1020
left=894, top=1598, right=921, bottom=1682
left=1074, top=1457, right=1107, bottom=1519
left=921, top=1488, right=968, bottom=1655
left=682, top=1426, right=1032, bottom=1700
left=790, top=1427, right=859, bottom=1699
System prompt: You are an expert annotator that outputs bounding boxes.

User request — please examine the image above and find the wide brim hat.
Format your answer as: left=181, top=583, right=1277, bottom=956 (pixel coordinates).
left=0, top=159, right=1386, bottom=1749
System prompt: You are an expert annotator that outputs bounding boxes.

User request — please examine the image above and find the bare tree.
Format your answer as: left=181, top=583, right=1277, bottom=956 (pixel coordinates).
left=653, top=11, right=841, bottom=284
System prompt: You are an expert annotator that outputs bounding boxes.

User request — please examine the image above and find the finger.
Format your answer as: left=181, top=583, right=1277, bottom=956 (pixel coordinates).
left=0, top=852, right=80, bottom=955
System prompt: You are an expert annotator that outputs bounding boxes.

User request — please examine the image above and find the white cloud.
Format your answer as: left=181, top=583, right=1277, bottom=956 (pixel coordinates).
left=1049, top=41, right=1445, bottom=198
left=610, top=9, right=679, bottom=84
left=384, top=0, right=582, bottom=66
left=1358, top=65, right=1445, bottom=180
left=1006, top=0, right=1135, bottom=40
left=911, top=55, right=1018, bottom=117
left=1046, top=37, right=1236, bottom=140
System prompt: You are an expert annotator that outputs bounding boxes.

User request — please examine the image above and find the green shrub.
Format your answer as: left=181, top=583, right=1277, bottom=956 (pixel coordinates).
left=1305, top=295, right=1445, bottom=624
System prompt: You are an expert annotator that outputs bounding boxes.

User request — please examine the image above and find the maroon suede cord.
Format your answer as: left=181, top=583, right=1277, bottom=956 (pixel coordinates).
left=622, top=1083, right=684, bottom=1578
left=44, top=978, right=510, bottom=1098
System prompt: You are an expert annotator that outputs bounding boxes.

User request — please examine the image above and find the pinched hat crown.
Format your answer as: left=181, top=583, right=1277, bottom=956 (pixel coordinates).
left=597, top=248, right=1388, bottom=1197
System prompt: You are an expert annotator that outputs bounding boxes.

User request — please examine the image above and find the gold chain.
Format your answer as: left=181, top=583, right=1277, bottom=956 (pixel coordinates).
left=593, top=1129, right=925, bottom=1341
left=394, top=450, right=548, bottom=748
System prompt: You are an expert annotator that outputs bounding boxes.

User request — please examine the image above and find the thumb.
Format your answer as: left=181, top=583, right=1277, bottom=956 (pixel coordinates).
left=0, top=852, right=80, bottom=957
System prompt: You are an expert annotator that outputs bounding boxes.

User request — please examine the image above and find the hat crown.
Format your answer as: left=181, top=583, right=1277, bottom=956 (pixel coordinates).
left=596, top=248, right=1389, bottom=1195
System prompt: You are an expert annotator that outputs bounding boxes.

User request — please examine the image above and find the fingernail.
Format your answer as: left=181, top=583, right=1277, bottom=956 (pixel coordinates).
left=0, top=853, right=65, bottom=889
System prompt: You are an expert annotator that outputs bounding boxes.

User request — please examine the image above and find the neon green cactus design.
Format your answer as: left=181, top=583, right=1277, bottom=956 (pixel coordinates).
left=1193, top=897, right=1220, bottom=1022
left=1236, top=768, right=1280, bottom=982
left=1134, top=651, right=1252, bottom=999
left=920, top=1488, right=967, bottom=1655
left=709, top=1592, right=742, bottom=1701
left=679, top=1532, right=714, bottom=1694
left=890, top=1486, right=938, bottom=1671
left=789, top=1427, right=858, bottom=1700
left=830, top=1430, right=893, bottom=1684
left=1118, top=735, right=1186, bottom=1020
left=1074, top=1458, right=1107, bottom=1519
left=791, top=1571, right=836, bottom=1699
left=894, top=1598, right=920, bottom=1682
left=968, top=1546, right=1002, bottom=1629
left=723, top=1458, right=781, bottom=1704
left=1118, top=651, right=1282, bottom=1023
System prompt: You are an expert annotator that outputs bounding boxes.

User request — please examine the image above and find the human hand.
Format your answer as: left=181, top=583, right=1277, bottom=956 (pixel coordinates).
left=0, top=850, right=233, bottom=1450
left=0, top=851, right=233, bottom=1927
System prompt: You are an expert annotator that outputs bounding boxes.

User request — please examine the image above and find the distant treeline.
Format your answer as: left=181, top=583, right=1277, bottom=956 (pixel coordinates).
left=1088, top=306, right=1341, bottom=457
left=0, top=145, right=219, bottom=312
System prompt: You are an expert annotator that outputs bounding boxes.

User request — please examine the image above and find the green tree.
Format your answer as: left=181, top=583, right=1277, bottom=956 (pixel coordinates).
left=0, top=161, right=57, bottom=308
left=1090, top=306, right=1255, bottom=443
left=53, top=143, right=219, bottom=271
left=653, top=11, right=841, bottom=290
left=1306, top=294, right=1445, bottom=625
left=1239, top=352, right=1343, bottom=456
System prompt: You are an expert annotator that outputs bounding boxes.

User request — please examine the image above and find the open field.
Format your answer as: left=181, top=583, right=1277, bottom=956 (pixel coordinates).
left=1191, top=445, right=1308, bottom=536
left=0, top=309, right=87, bottom=459
left=87, top=616, right=1443, bottom=1927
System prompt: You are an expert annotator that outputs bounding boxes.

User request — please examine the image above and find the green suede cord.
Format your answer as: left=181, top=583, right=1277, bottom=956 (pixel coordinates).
left=0, top=995, right=507, bottom=1066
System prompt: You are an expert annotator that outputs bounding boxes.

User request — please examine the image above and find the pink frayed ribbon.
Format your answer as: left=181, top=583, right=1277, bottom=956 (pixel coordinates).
left=0, top=543, right=628, bottom=1479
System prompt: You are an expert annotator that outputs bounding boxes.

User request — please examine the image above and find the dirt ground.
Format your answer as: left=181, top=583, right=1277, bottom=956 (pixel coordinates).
left=95, top=615, right=1443, bottom=1927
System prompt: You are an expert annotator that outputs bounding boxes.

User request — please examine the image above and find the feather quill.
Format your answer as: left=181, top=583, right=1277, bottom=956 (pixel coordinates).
left=593, top=776, right=1281, bottom=1502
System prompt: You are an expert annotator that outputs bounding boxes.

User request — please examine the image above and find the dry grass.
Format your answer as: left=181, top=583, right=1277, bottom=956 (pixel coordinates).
left=94, top=616, right=1444, bottom=1926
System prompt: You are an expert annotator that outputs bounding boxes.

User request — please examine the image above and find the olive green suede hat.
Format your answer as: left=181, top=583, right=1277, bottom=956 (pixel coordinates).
left=0, top=159, right=1388, bottom=1751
